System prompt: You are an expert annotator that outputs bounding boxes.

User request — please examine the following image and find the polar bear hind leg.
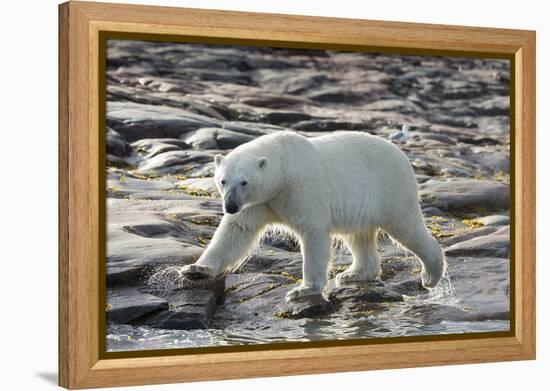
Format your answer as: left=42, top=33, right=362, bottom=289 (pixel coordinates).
left=335, top=227, right=381, bottom=287
left=382, top=210, right=445, bottom=288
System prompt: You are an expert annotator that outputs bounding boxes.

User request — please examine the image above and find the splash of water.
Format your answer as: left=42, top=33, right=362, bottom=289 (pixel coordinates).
left=146, top=266, right=185, bottom=297
left=419, top=267, right=456, bottom=305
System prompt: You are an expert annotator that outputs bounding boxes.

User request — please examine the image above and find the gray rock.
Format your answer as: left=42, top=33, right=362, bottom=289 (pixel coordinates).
left=106, top=212, right=205, bottom=284
left=106, top=154, right=130, bottom=168
left=133, top=289, right=216, bottom=329
left=184, top=128, right=253, bottom=150
left=136, top=150, right=214, bottom=174
left=131, top=138, right=191, bottom=151
left=478, top=215, right=510, bottom=226
left=175, top=177, right=219, bottom=197
left=275, top=296, right=334, bottom=319
left=440, top=166, right=473, bottom=178
left=293, top=119, right=373, bottom=132
left=441, top=226, right=499, bottom=246
left=240, top=247, right=302, bottom=277
left=445, top=235, right=509, bottom=257
left=422, top=206, right=446, bottom=217
left=329, top=281, right=403, bottom=305
left=258, top=110, right=313, bottom=125
left=446, top=256, right=509, bottom=317
left=492, top=225, right=510, bottom=236
left=415, top=174, right=432, bottom=184
left=391, top=278, right=429, bottom=296
left=471, top=96, right=510, bottom=116
left=106, top=101, right=220, bottom=141
left=222, top=121, right=285, bottom=136
left=107, top=127, right=130, bottom=157
left=419, top=179, right=509, bottom=212
left=107, top=288, right=168, bottom=324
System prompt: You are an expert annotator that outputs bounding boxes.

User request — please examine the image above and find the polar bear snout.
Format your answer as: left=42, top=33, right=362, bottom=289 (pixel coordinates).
left=221, top=185, right=243, bottom=214
left=224, top=201, right=240, bottom=214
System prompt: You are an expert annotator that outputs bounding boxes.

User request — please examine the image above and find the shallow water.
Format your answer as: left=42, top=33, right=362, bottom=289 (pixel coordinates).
left=106, top=271, right=509, bottom=353
left=107, top=314, right=509, bottom=352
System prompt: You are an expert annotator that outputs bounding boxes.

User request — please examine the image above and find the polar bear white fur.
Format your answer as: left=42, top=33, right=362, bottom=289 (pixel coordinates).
left=181, top=131, right=445, bottom=302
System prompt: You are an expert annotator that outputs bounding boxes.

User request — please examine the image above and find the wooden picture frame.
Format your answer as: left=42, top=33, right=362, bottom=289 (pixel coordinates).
left=59, top=1, right=536, bottom=389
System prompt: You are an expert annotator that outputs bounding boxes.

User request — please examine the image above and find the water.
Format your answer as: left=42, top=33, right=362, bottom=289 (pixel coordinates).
left=106, top=271, right=509, bottom=353
left=107, top=315, right=509, bottom=352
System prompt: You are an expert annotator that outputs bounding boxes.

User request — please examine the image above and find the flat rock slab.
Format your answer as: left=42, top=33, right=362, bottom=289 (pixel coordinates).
left=107, top=288, right=168, bottom=324
left=106, top=101, right=220, bottom=141
left=329, top=282, right=404, bottom=305
left=419, top=179, right=508, bottom=212
left=136, top=150, right=214, bottom=175
left=391, top=278, right=429, bottom=296
left=275, top=296, right=334, bottom=319
left=132, top=289, right=216, bottom=330
left=184, top=127, right=254, bottom=150
left=440, top=226, right=498, bottom=247
left=445, top=234, right=509, bottom=258
left=147, top=268, right=227, bottom=305
left=477, top=215, right=510, bottom=226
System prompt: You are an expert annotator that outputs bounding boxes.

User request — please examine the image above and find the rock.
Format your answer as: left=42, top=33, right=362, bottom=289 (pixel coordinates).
left=471, top=96, right=510, bottom=116
left=106, top=101, right=220, bottom=141
left=183, top=128, right=253, bottom=150
left=136, top=150, right=214, bottom=174
left=477, top=215, right=510, bottom=226
left=419, top=179, right=509, bottom=212
left=445, top=235, right=509, bottom=258
left=106, top=127, right=130, bottom=157
left=106, top=212, right=205, bottom=285
left=222, top=121, right=285, bottom=136
left=465, top=147, right=509, bottom=173
left=446, top=256, right=509, bottom=317
left=275, top=296, right=334, bottom=319
left=238, top=92, right=311, bottom=109
left=107, top=288, right=168, bottom=324
left=440, top=166, right=472, bottom=178
left=224, top=273, right=295, bottom=303
left=440, top=226, right=498, bottom=246
left=329, top=281, right=403, bottom=306
left=239, top=248, right=302, bottom=277
left=308, top=84, right=386, bottom=103
left=492, top=225, right=510, bottom=236
left=293, top=119, right=373, bottom=132
left=106, top=154, right=130, bottom=168
left=175, top=177, right=219, bottom=197
left=415, top=174, right=432, bottom=184
left=133, top=289, right=217, bottom=329
left=258, top=110, right=313, bottom=125
left=422, top=206, right=446, bottom=217
left=391, top=278, right=429, bottom=296
left=106, top=265, right=143, bottom=286
left=131, top=138, right=191, bottom=152
left=106, top=174, right=175, bottom=197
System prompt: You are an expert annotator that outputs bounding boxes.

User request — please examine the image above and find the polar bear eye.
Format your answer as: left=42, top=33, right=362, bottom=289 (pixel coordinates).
left=240, top=181, right=248, bottom=186
left=221, top=179, right=226, bottom=186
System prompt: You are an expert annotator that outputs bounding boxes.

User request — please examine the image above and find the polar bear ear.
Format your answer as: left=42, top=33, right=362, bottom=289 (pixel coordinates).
left=214, top=154, right=224, bottom=167
left=258, top=157, right=267, bottom=169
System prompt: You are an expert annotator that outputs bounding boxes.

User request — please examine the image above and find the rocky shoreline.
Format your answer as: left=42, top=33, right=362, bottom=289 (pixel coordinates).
left=105, top=40, right=510, bottom=352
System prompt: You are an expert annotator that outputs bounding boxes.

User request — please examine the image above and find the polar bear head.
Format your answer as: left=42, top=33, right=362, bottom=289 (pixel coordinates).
left=213, top=153, right=271, bottom=214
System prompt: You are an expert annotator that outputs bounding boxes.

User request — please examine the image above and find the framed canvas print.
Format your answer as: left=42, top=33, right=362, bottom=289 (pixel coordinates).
left=58, top=1, right=536, bottom=389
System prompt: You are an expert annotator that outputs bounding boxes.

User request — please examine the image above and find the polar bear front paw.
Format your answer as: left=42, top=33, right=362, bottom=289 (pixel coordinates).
left=285, top=285, right=324, bottom=302
left=180, top=264, right=216, bottom=280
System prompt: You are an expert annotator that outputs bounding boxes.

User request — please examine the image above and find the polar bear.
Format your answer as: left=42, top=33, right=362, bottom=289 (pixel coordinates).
left=181, top=131, right=445, bottom=302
